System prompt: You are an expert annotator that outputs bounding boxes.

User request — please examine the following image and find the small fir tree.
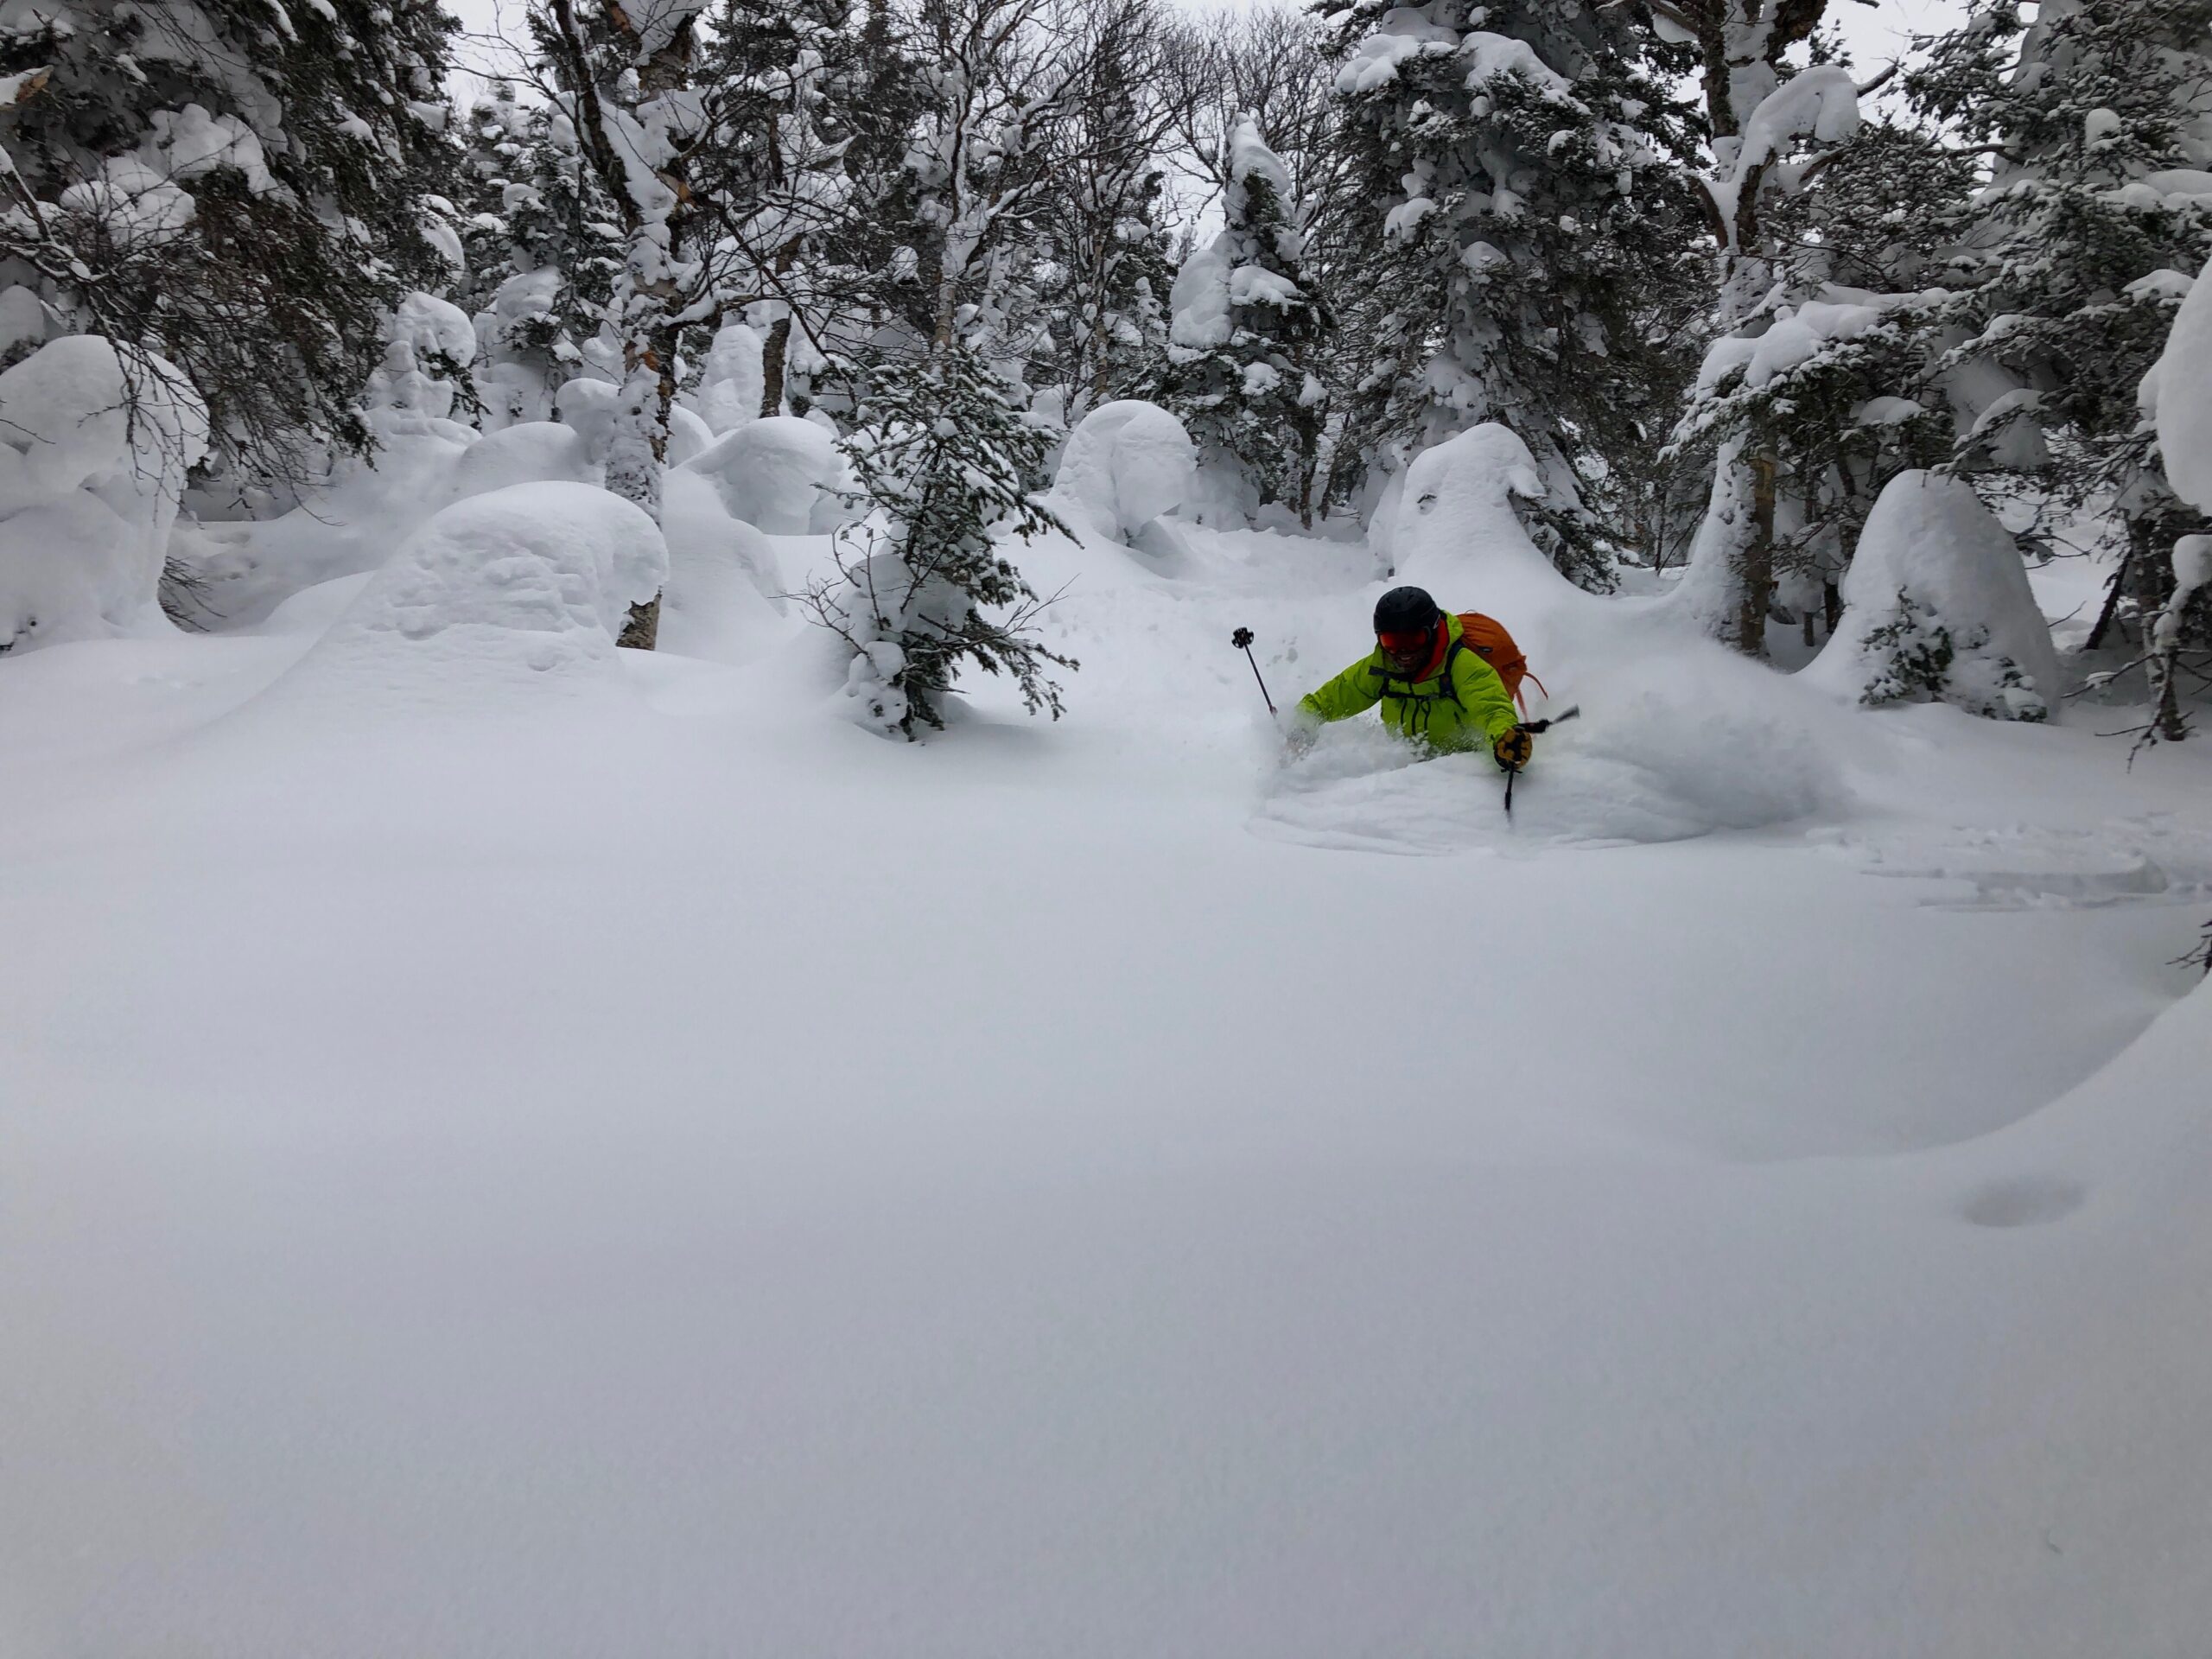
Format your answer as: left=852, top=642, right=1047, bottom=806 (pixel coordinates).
left=802, top=345, right=1076, bottom=738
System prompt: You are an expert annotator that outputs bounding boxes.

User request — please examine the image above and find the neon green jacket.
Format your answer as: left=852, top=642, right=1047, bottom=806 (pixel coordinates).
left=1299, top=612, right=1520, bottom=754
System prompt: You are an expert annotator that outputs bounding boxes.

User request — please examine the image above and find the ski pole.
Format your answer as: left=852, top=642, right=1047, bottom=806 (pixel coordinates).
left=1503, top=706, right=1579, bottom=817
left=1230, top=627, right=1275, bottom=715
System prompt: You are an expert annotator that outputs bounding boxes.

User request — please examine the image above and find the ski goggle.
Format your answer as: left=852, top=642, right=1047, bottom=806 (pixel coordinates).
left=1376, top=628, right=1433, bottom=654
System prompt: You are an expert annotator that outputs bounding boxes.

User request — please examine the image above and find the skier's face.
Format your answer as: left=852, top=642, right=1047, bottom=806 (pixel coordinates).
left=1377, top=626, right=1434, bottom=676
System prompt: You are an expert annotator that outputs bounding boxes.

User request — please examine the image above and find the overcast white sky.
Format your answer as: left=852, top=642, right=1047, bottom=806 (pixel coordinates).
left=446, top=0, right=1975, bottom=91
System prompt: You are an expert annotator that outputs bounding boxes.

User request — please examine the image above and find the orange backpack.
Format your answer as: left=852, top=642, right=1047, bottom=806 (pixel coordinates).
left=1449, top=611, right=1545, bottom=713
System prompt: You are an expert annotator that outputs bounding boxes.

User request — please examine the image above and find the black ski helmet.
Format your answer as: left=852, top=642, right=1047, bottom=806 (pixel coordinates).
left=1373, top=586, right=1442, bottom=637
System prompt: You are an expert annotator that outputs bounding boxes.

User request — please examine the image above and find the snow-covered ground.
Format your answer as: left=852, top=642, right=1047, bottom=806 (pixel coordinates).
left=4, top=503, right=2211, bottom=1656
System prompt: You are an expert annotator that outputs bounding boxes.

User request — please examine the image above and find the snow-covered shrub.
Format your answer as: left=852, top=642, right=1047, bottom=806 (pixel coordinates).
left=1046, top=400, right=1196, bottom=544
left=801, top=346, right=1075, bottom=737
left=678, top=416, right=842, bottom=533
left=1810, top=471, right=2059, bottom=721
left=0, top=335, right=208, bottom=652
left=275, top=483, right=669, bottom=706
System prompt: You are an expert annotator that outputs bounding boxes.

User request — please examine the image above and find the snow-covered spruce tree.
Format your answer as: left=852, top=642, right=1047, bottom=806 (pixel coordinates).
left=1158, top=112, right=1330, bottom=524
left=801, top=344, right=1075, bottom=737
left=0, top=0, right=461, bottom=488
left=454, top=88, right=625, bottom=426
left=1908, top=0, right=2212, bottom=738
left=1322, top=0, right=1707, bottom=588
left=1668, top=115, right=1974, bottom=646
left=1652, top=0, right=1882, bottom=652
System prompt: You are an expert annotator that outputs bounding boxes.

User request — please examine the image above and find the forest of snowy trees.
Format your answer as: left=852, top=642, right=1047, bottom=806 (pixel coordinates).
left=3, top=0, right=2209, bottom=738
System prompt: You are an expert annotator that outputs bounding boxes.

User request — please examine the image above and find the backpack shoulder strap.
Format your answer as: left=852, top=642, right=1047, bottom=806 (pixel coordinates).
left=1436, top=637, right=1468, bottom=708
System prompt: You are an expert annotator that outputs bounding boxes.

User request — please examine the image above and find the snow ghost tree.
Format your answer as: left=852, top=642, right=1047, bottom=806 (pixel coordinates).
left=0, top=336, right=208, bottom=652
left=1047, top=398, right=1197, bottom=543
left=0, top=0, right=461, bottom=489
left=1159, top=113, right=1329, bottom=526
left=1325, top=0, right=1705, bottom=588
left=803, top=346, right=1076, bottom=737
left=2143, top=257, right=2212, bottom=740
left=1815, top=471, right=2060, bottom=721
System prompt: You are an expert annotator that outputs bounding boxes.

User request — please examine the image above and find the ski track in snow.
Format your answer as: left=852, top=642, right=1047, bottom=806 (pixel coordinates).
left=4, top=512, right=2212, bottom=1659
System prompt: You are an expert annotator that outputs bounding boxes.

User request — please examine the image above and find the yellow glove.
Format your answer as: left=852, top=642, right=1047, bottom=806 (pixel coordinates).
left=1493, top=728, right=1535, bottom=772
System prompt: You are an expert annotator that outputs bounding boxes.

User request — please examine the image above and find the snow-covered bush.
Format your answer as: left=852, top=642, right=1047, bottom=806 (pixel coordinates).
left=1809, top=471, right=2059, bottom=721
left=679, top=416, right=843, bottom=533
left=0, top=335, right=208, bottom=652
left=1046, top=400, right=1196, bottom=544
left=801, top=346, right=1074, bottom=737
left=276, top=483, right=669, bottom=705
left=658, top=470, right=785, bottom=664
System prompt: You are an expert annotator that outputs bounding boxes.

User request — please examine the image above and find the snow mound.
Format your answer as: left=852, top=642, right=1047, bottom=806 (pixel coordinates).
left=553, top=378, right=620, bottom=464
left=447, top=421, right=599, bottom=504
left=679, top=415, right=840, bottom=533
left=2148, top=266, right=2212, bottom=512
left=1386, top=423, right=1579, bottom=617
left=1806, top=470, right=2061, bottom=721
left=262, top=483, right=667, bottom=714
left=687, top=321, right=766, bottom=435
left=1046, top=400, right=1197, bottom=543
left=1257, top=649, right=1843, bottom=854
left=0, top=334, right=208, bottom=652
left=658, top=469, right=785, bottom=663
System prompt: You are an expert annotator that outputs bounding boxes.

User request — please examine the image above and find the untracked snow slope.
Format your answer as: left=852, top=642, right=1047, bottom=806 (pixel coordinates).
left=3, top=492, right=2211, bottom=1659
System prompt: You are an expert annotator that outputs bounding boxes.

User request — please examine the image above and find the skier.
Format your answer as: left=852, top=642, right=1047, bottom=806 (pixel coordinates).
left=1286, top=586, right=1534, bottom=770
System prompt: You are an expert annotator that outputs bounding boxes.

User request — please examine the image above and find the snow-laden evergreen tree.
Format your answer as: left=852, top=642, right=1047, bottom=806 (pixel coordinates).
left=1669, top=114, right=1974, bottom=646
left=1908, top=0, right=2212, bottom=737
left=1323, top=0, right=1706, bottom=588
left=802, top=344, right=1075, bottom=737
left=1159, top=112, right=1330, bottom=524
left=0, top=0, right=461, bottom=489
left=454, top=88, right=624, bottom=427
left=1651, top=0, right=1878, bottom=652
